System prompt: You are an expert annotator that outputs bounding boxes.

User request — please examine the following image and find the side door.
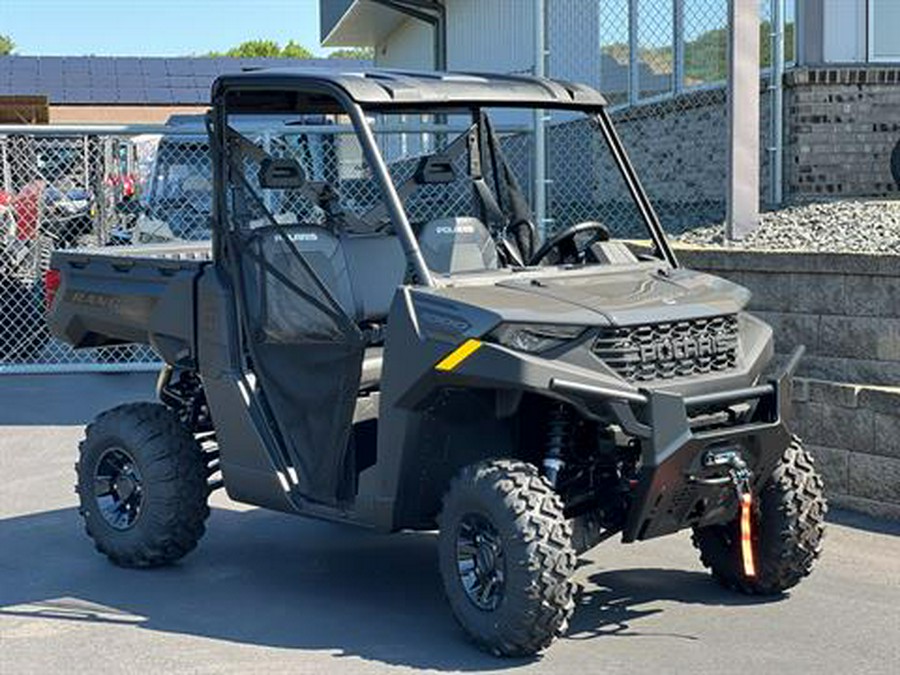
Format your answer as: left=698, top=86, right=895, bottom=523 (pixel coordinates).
left=216, top=109, right=369, bottom=506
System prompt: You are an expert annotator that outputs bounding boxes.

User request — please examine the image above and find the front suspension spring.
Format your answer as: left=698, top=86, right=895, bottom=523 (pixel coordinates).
left=544, top=404, right=574, bottom=487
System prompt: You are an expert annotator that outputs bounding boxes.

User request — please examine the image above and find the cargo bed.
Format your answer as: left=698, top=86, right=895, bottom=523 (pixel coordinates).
left=48, top=241, right=212, bottom=366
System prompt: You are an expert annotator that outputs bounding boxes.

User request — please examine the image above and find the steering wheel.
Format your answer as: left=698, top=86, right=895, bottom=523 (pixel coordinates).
left=528, top=221, right=611, bottom=266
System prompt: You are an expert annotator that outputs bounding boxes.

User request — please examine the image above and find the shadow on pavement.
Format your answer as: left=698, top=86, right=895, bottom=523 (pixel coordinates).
left=568, top=566, right=783, bottom=642
left=826, top=508, right=900, bottom=537
left=0, top=503, right=781, bottom=669
left=0, top=373, right=157, bottom=426
left=0, top=505, right=528, bottom=670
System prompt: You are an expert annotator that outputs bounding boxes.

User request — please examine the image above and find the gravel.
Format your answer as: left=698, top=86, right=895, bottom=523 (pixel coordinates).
left=675, top=199, right=900, bottom=254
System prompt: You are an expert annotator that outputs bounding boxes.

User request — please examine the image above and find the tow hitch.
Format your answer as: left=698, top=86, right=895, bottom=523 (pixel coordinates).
left=694, top=449, right=757, bottom=578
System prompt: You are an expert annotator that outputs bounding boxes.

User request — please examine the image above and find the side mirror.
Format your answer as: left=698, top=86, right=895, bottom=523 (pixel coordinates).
left=258, top=157, right=306, bottom=189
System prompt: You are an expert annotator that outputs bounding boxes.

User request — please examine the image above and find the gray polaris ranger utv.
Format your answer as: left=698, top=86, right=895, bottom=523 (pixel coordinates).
left=49, top=69, right=826, bottom=656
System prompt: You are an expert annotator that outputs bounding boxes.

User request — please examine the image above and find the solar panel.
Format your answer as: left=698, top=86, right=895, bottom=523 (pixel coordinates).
left=0, top=55, right=362, bottom=106
left=140, top=59, right=166, bottom=77
left=114, top=58, right=143, bottom=74
left=62, top=57, right=90, bottom=73
left=166, top=58, right=195, bottom=76
left=116, top=88, right=148, bottom=104
left=88, top=60, right=116, bottom=75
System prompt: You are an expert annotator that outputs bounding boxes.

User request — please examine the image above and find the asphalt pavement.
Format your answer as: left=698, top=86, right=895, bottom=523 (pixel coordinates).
left=1, top=373, right=898, bottom=675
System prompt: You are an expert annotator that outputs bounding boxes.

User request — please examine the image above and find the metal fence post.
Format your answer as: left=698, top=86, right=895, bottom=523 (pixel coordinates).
left=726, top=0, right=761, bottom=240
left=673, top=0, right=685, bottom=95
left=769, top=0, right=785, bottom=207
left=534, top=0, right=548, bottom=237
left=628, top=0, right=640, bottom=105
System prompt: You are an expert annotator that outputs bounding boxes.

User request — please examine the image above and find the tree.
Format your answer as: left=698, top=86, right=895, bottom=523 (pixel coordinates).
left=205, top=39, right=313, bottom=59
left=0, top=35, right=15, bottom=56
left=203, top=40, right=373, bottom=61
left=328, top=47, right=374, bottom=61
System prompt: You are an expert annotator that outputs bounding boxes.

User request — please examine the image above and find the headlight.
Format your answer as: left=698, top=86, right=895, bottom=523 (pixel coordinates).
left=488, top=323, right=585, bottom=354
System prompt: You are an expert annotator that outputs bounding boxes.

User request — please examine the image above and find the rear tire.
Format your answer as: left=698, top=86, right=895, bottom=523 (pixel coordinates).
left=76, top=402, right=210, bottom=567
left=692, top=437, right=826, bottom=594
left=437, top=460, right=576, bottom=657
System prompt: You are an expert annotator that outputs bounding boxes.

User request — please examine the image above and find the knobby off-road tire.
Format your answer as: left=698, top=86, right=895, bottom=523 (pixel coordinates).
left=692, top=436, right=826, bottom=594
left=76, top=402, right=210, bottom=567
left=437, top=459, right=576, bottom=657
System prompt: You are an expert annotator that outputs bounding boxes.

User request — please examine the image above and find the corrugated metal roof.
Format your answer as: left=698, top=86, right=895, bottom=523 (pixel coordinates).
left=0, top=56, right=370, bottom=106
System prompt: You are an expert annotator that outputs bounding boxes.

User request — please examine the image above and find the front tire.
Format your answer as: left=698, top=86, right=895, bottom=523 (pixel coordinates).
left=76, top=402, right=210, bottom=567
left=437, top=460, right=576, bottom=657
left=692, top=437, right=826, bottom=594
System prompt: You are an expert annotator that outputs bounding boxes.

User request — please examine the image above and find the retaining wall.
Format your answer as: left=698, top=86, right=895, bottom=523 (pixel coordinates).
left=674, top=244, right=900, bottom=519
left=792, top=380, right=900, bottom=520
left=675, top=245, right=900, bottom=386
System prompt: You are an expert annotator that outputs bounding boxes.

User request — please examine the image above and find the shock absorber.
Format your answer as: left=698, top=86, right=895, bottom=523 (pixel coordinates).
left=544, top=404, right=574, bottom=487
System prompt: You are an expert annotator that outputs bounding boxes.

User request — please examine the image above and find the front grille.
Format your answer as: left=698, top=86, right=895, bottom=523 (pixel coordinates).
left=593, top=315, right=739, bottom=382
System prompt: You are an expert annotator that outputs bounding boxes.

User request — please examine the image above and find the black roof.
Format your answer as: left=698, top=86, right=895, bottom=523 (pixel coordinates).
left=0, top=56, right=370, bottom=106
left=214, top=68, right=608, bottom=109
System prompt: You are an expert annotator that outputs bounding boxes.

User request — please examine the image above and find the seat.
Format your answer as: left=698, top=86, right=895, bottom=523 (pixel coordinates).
left=417, top=216, right=499, bottom=274
left=341, top=233, right=406, bottom=322
left=248, top=225, right=356, bottom=349
left=256, top=226, right=406, bottom=390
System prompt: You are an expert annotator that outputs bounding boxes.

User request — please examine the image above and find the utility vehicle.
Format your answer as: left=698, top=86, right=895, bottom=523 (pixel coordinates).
left=48, top=69, right=826, bottom=656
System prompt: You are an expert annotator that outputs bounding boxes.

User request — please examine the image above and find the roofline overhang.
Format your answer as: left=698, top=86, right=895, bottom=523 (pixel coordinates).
left=321, top=0, right=406, bottom=48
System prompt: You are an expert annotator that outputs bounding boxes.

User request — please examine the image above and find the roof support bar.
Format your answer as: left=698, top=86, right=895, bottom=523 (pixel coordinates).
left=345, top=100, right=435, bottom=288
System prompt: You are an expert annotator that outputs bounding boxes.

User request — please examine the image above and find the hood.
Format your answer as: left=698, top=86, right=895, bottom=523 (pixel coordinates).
left=432, top=266, right=749, bottom=327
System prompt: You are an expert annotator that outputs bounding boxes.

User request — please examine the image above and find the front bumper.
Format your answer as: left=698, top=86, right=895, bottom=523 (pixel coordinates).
left=550, top=346, right=804, bottom=542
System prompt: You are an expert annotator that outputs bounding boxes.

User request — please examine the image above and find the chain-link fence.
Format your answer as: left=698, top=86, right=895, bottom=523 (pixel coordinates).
left=543, top=0, right=795, bottom=235
left=0, top=124, right=211, bottom=373
left=0, top=118, right=540, bottom=374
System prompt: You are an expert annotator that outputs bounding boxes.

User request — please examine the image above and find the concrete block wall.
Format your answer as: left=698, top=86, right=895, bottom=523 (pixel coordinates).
left=675, top=246, right=900, bottom=387
left=785, top=67, right=900, bottom=198
left=792, top=380, right=900, bottom=520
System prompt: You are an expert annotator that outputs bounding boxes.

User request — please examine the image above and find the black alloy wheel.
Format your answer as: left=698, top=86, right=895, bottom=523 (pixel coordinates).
left=94, top=446, right=144, bottom=530
left=456, top=513, right=505, bottom=611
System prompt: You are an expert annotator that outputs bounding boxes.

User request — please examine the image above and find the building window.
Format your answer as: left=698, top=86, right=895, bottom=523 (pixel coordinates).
left=869, top=0, right=900, bottom=62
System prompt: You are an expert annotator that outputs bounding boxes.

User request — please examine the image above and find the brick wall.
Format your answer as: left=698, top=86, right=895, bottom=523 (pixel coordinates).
left=785, top=67, right=900, bottom=198
left=792, top=380, right=900, bottom=520
left=676, top=245, right=900, bottom=386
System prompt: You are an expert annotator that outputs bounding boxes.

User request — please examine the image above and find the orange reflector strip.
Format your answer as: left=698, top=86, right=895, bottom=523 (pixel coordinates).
left=435, top=339, right=483, bottom=372
left=740, top=492, right=757, bottom=578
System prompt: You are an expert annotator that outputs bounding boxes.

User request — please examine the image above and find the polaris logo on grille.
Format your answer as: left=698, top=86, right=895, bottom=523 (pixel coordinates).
left=639, top=335, right=724, bottom=362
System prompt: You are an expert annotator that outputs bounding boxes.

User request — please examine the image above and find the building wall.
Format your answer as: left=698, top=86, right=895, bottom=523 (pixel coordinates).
left=446, top=0, right=534, bottom=73
left=785, top=67, right=900, bottom=199
left=50, top=105, right=208, bottom=125
left=374, top=0, right=536, bottom=74
left=374, top=17, right=433, bottom=70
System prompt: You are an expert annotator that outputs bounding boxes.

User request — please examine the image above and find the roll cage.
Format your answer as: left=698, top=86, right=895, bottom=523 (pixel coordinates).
left=207, top=68, right=678, bottom=285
